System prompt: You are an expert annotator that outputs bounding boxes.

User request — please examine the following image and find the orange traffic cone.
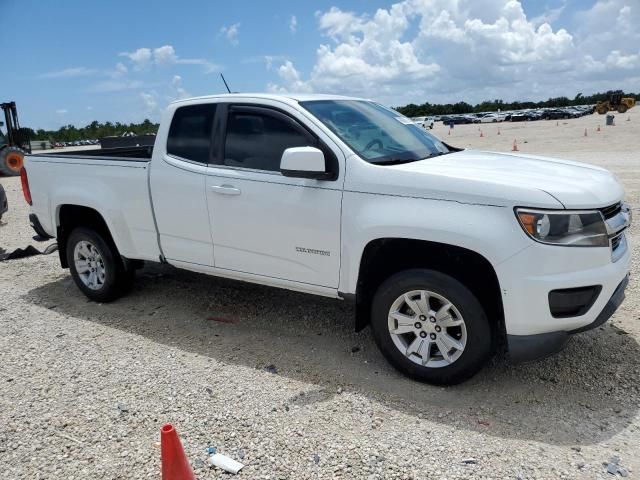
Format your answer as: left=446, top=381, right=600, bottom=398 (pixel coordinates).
left=597, top=125, right=601, bottom=132
left=161, top=424, right=196, bottom=480
left=584, top=128, right=587, bottom=137
left=512, top=139, right=519, bottom=152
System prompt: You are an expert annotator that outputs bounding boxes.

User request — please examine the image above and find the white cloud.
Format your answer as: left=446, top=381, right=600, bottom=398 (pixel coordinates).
left=88, top=80, right=145, bottom=93
left=289, top=15, right=298, bottom=33
left=120, top=45, right=218, bottom=73
left=607, top=50, right=640, bottom=70
left=268, top=61, right=313, bottom=93
left=220, top=23, right=240, bottom=45
left=170, top=75, right=191, bottom=101
left=268, top=0, right=640, bottom=105
left=531, top=2, right=566, bottom=26
left=140, top=92, right=158, bottom=112
left=40, top=67, right=99, bottom=79
left=242, top=54, right=287, bottom=70
left=119, top=48, right=152, bottom=69
left=112, top=62, right=128, bottom=78
left=154, top=45, right=178, bottom=65
left=56, top=109, right=68, bottom=115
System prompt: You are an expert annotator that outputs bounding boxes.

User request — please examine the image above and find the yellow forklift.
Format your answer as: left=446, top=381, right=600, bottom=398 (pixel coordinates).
left=0, top=101, right=31, bottom=176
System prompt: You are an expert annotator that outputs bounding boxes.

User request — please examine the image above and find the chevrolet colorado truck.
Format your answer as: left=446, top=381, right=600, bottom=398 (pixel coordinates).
left=21, top=94, right=631, bottom=384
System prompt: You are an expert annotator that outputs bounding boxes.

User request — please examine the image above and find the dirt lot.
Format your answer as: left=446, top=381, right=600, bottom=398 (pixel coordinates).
left=1, top=111, right=639, bottom=479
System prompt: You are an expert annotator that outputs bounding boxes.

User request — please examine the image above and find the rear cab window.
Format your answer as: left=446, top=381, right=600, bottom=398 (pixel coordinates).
left=167, top=104, right=216, bottom=163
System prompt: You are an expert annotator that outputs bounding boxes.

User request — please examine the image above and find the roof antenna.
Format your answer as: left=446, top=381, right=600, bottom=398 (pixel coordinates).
left=220, top=73, right=232, bottom=94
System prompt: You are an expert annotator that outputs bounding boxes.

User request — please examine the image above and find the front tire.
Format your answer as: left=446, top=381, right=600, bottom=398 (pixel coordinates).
left=370, top=269, right=492, bottom=385
left=66, top=227, right=134, bottom=302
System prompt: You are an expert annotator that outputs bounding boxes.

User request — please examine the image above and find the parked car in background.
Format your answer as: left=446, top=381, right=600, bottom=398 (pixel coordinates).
left=542, top=109, right=571, bottom=120
left=422, top=117, right=435, bottom=129
left=478, top=113, right=505, bottom=123
left=23, top=93, right=632, bottom=385
left=510, top=112, right=529, bottom=122
left=411, top=116, right=435, bottom=130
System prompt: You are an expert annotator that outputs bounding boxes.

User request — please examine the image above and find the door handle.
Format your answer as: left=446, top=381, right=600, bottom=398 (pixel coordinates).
left=211, top=184, right=241, bottom=195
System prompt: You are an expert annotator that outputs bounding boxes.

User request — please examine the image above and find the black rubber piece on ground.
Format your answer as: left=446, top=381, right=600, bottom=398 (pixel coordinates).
left=0, top=243, right=58, bottom=261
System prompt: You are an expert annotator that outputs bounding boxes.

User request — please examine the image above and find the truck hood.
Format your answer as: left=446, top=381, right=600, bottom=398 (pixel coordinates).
left=347, top=150, right=624, bottom=209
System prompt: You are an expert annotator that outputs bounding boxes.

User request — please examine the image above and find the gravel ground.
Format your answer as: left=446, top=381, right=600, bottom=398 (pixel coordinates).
left=1, top=111, right=639, bottom=479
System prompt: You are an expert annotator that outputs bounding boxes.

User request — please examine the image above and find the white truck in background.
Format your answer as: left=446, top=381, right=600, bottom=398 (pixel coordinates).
left=411, top=116, right=435, bottom=129
left=22, top=94, right=631, bottom=384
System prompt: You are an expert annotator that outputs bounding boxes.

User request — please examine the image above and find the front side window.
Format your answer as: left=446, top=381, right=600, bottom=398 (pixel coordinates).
left=300, top=100, right=449, bottom=165
left=167, top=104, right=216, bottom=163
left=224, top=110, right=310, bottom=171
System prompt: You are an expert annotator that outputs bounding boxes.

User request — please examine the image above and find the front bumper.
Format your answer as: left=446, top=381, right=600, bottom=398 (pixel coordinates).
left=496, top=213, right=630, bottom=362
left=508, top=274, right=629, bottom=362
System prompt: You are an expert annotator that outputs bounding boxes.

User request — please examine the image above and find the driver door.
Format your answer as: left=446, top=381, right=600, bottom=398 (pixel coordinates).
left=205, top=103, right=344, bottom=288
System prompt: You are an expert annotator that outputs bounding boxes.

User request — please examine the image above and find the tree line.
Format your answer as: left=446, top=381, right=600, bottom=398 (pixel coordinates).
left=395, top=90, right=639, bottom=117
left=26, top=119, right=160, bottom=142
left=22, top=90, right=638, bottom=141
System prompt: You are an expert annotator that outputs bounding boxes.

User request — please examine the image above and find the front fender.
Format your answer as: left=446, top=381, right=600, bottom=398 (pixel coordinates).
left=339, top=192, right=531, bottom=294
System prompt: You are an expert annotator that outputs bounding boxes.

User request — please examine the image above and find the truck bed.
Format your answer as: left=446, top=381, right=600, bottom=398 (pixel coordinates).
left=25, top=147, right=161, bottom=262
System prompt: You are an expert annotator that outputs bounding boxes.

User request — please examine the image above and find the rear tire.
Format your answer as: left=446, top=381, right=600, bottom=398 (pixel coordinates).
left=66, top=227, right=134, bottom=302
left=370, top=269, right=492, bottom=385
left=617, top=104, right=628, bottom=114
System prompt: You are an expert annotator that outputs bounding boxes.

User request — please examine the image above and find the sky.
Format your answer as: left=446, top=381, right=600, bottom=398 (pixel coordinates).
left=2, top=0, right=638, bottom=130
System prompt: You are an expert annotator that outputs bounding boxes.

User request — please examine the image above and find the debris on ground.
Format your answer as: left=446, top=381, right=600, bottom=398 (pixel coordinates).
left=264, top=364, right=278, bottom=374
left=0, top=243, right=57, bottom=261
left=604, top=456, right=629, bottom=477
left=209, top=449, right=244, bottom=474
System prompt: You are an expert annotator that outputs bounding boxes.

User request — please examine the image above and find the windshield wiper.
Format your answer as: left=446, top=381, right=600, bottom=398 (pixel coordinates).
left=370, top=158, right=419, bottom=165
left=370, top=152, right=450, bottom=165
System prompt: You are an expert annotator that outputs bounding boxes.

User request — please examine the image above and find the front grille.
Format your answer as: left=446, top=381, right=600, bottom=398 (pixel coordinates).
left=600, top=202, right=622, bottom=219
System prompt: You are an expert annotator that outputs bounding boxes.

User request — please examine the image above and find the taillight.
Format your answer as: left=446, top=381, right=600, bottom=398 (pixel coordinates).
left=20, top=167, right=32, bottom=205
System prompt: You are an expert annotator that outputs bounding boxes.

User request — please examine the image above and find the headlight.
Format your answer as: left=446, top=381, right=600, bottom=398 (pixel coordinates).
left=515, top=208, right=608, bottom=247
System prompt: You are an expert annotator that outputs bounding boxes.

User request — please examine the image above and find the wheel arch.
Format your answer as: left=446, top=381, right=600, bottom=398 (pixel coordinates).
left=353, top=238, right=506, bottom=349
left=56, top=204, right=119, bottom=268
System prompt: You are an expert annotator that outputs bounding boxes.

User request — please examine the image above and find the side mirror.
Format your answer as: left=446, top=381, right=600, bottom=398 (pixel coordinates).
left=280, top=146, right=331, bottom=179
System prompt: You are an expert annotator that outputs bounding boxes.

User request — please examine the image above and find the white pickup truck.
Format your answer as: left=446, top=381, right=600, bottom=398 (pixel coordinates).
left=22, top=94, right=631, bottom=385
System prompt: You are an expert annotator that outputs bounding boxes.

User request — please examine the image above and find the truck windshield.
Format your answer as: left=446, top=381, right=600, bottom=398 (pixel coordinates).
left=300, top=100, right=449, bottom=164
